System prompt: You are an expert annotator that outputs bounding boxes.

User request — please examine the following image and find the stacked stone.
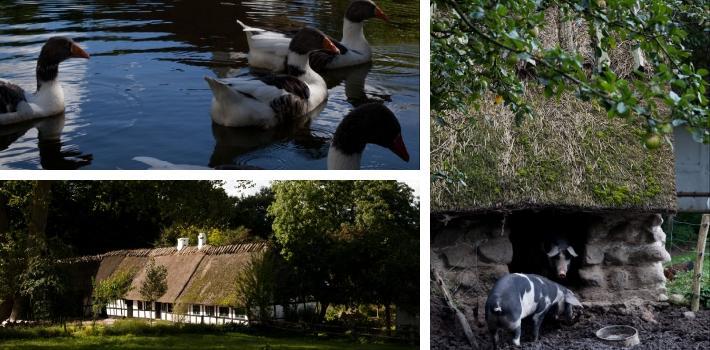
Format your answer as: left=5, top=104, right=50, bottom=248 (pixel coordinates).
left=578, top=214, right=671, bottom=304
left=431, top=219, right=512, bottom=324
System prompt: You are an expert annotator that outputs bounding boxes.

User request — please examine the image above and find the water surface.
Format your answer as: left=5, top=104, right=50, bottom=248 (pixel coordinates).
left=0, top=0, right=419, bottom=169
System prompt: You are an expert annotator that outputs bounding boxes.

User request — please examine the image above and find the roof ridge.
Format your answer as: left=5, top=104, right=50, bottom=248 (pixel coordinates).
left=59, top=241, right=270, bottom=264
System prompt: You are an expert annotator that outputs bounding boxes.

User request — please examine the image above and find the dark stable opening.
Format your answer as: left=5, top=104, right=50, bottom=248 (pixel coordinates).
left=507, top=210, right=594, bottom=290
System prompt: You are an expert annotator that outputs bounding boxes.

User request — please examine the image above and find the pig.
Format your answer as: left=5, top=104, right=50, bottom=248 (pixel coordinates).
left=543, top=237, right=578, bottom=280
left=485, top=273, right=583, bottom=348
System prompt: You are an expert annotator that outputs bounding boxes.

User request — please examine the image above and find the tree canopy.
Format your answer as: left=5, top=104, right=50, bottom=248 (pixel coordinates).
left=268, top=181, right=419, bottom=324
left=431, top=0, right=709, bottom=145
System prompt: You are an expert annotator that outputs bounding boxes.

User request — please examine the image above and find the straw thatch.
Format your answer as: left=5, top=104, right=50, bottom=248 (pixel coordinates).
left=431, top=7, right=676, bottom=214
left=87, top=242, right=269, bottom=305
left=124, top=254, right=204, bottom=303
left=178, top=253, right=257, bottom=306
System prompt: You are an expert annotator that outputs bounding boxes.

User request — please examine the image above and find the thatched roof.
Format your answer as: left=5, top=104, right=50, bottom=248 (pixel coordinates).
left=431, top=7, right=677, bottom=214
left=178, top=254, right=256, bottom=306
left=90, top=242, right=269, bottom=306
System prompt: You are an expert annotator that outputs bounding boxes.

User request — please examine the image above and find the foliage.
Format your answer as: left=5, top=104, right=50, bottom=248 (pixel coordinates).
left=664, top=213, right=705, bottom=249
left=665, top=251, right=710, bottom=309
left=431, top=0, right=709, bottom=144
left=139, top=258, right=168, bottom=321
left=268, top=181, right=419, bottom=323
left=155, top=224, right=253, bottom=247
left=231, top=187, right=275, bottom=238
left=91, top=269, right=136, bottom=319
left=235, top=252, right=277, bottom=321
left=0, top=180, right=266, bottom=256
left=18, top=254, right=65, bottom=321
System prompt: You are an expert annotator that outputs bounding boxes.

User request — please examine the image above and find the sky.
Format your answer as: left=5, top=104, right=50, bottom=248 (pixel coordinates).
left=222, top=179, right=421, bottom=198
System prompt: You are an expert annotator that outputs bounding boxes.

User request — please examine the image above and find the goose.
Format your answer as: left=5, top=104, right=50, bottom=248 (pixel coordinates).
left=205, top=27, right=339, bottom=129
left=0, top=37, right=90, bottom=125
left=238, top=0, right=388, bottom=72
left=327, top=103, right=409, bottom=170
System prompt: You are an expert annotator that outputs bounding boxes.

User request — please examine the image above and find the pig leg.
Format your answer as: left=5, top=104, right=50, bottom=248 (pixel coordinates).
left=489, top=328, right=499, bottom=349
left=532, top=311, right=546, bottom=341
left=512, top=323, right=522, bottom=346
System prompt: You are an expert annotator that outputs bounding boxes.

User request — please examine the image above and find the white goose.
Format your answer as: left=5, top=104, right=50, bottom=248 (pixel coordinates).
left=238, top=0, right=388, bottom=72
left=0, top=37, right=90, bottom=125
left=205, top=27, right=340, bottom=129
left=327, top=103, right=409, bottom=170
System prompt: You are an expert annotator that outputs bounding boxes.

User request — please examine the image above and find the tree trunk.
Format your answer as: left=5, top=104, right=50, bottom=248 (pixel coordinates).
left=0, top=193, right=9, bottom=234
left=28, top=181, right=51, bottom=252
left=318, top=300, right=329, bottom=323
left=9, top=294, right=25, bottom=321
left=385, top=304, right=392, bottom=336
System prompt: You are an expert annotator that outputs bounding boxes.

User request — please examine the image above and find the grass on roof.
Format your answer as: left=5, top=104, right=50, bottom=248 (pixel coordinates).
left=431, top=90, right=676, bottom=212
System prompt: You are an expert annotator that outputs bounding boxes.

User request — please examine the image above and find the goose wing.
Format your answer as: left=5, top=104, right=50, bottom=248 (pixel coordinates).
left=0, top=79, right=27, bottom=114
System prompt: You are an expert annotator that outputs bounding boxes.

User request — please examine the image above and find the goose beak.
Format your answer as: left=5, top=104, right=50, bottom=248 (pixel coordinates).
left=389, top=133, right=409, bottom=162
left=71, top=43, right=90, bottom=59
left=375, top=6, right=389, bottom=22
left=323, top=37, right=340, bottom=55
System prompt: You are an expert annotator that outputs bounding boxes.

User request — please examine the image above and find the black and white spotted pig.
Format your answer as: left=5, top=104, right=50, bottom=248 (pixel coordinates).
left=544, top=237, right=578, bottom=280
left=485, top=273, right=583, bottom=348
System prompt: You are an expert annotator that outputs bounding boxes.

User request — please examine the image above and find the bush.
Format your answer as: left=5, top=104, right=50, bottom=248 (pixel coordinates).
left=156, top=224, right=253, bottom=247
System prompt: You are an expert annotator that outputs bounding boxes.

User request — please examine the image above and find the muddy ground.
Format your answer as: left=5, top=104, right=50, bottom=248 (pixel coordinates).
left=431, top=302, right=710, bottom=350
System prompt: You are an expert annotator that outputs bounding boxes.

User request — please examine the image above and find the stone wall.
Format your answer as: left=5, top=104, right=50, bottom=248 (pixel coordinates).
left=578, top=213, right=670, bottom=303
left=431, top=212, right=671, bottom=325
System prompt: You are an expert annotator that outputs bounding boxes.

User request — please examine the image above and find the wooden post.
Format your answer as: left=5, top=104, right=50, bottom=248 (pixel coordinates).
left=690, top=214, right=710, bottom=312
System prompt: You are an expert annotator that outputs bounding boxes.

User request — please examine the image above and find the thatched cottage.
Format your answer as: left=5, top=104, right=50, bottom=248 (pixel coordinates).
left=431, top=7, right=678, bottom=326
left=69, top=238, right=314, bottom=325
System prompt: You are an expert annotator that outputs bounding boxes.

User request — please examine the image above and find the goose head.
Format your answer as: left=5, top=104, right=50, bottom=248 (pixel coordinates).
left=36, top=37, right=89, bottom=89
left=287, top=27, right=340, bottom=75
left=346, top=0, right=389, bottom=23
left=289, top=27, right=340, bottom=56
left=328, top=103, right=409, bottom=169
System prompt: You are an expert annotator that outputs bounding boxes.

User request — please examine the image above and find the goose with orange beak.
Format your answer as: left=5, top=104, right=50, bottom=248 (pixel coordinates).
left=205, top=27, right=340, bottom=128
left=0, top=37, right=89, bottom=125
left=238, top=0, right=388, bottom=72
left=328, top=103, right=409, bottom=170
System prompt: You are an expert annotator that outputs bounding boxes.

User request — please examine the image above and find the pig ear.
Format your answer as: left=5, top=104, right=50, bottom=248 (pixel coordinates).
left=565, top=292, right=583, bottom=307
left=547, top=246, right=560, bottom=257
left=566, top=246, right=578, bottom=257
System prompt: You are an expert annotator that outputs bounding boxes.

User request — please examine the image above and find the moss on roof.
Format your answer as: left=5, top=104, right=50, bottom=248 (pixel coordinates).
left=91, top=242, right=269, bottom=305
left=431, top=90, right=677, bottom=213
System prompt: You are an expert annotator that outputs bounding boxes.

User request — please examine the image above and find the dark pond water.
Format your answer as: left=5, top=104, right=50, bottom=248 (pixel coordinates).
left=0, top=0, right=419, bottom=170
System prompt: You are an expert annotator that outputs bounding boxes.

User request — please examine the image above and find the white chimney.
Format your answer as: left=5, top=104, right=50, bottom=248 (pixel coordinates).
left=177, top=237, right=189, bottom=251
left=198, top=232, right=207, bottom=250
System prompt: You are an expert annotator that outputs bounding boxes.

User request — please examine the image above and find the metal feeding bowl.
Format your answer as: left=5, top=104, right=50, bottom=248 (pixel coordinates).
left=596, top=325, right=640, bottom=347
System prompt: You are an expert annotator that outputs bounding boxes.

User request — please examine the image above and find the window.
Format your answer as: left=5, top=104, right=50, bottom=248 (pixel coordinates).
left=206, top=306, right=215, bottom=316
left=167, top=303, right=173, bottom=313
left=145, top=302, right=152, bottom=311
left=192, top=305, right=201, bottom=315
left=137, top=301, right=143, bottom=310
left=219, top=307, right=229, bottom=317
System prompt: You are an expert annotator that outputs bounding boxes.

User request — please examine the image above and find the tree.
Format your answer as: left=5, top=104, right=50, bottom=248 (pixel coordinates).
left=268, top=181, right=419, bottom=325
left=92, top=269, right=136, bottom=322
left=431, top=0, right=709, bottom=144
left=0, top=181, right=56, bottom=321
left=231, top=187, right=275, bottom=238
left=235, top=251, right=277, bottom=322
left=139, top=258, right=167, bottom=324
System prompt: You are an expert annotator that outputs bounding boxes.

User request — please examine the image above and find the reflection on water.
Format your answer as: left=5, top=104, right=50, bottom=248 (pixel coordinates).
left=0, top=114, right=93, bottom=169
left=0, top=0, right=419, bottom=170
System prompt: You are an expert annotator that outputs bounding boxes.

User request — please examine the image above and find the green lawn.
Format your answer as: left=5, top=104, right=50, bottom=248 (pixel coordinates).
left=0, top=332, right=415, bottom=350
left=665, top=249, right=710, bottom=308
